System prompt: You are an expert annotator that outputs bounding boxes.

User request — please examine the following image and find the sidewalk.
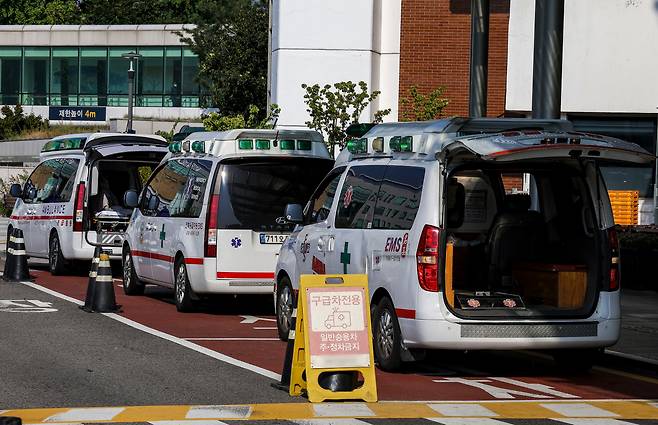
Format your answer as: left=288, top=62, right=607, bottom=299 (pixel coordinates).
left=0, top=216, right=8, bottom=252
left=608, top=288, right=658, bottom=363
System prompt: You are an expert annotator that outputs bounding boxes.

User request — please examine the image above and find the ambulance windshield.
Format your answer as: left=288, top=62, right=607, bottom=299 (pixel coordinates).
left=217, top=157, right=334, bottom=231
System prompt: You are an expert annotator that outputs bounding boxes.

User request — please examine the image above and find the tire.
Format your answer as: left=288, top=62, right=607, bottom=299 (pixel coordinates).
left=122, top=248, right=145, bottom=295
left=174, top=258, right=195, bottom=312
left=276, top=276, right=295, bottom=341
left=49, top=232, right=67, bottom=275
left=552, top=348, right=599, bottom=373
left=373, top=297, right=403, bottom=371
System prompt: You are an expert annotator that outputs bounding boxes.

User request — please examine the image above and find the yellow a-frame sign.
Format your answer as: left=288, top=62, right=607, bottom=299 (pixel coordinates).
left=289, top=274, right=377, bottom=402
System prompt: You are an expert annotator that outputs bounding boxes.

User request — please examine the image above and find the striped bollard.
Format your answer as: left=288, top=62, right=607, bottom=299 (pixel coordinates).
left=89, top=252, right=121, bottom=313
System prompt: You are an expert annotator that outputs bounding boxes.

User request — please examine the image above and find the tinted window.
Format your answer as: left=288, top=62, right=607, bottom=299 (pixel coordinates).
left=218, top=158, right=334, bottom=231
left=372, top=166, right=424, bottom=230
left=143, top=160, right=189, bottom=217
left=24, top=158, right=80, bottom=204
left=181, top=159, right=212, bottom=218
left=306, top=169, right=344, bottom=224
left=335, top=165, right=387, bottom=229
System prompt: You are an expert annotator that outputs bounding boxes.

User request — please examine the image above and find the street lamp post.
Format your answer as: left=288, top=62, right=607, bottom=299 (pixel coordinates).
left=121, top=52, right=142, bottom=134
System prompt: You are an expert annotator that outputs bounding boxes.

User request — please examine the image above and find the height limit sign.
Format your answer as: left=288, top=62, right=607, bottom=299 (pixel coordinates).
left=306, top=286, right=370, bottom=369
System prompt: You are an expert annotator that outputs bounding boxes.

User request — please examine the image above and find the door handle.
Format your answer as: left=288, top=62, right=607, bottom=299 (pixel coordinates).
left=317, top=238, right=325, bottom=251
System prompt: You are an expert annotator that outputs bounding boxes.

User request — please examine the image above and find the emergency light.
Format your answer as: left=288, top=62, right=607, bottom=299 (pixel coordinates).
left=346, top=138, right=368, bottom=154
left=168, top=141, right=182, bottom=153
left=238, top=139, right=254, bottom=150
left=191, top=141, right=205, bottom=153
left=390, top=136, right=413, bottom=152
left=296, top=140, right=312, bottom=150
left=255, top=139, right=271, bottom=150
left=41, top=137, right=85, bottom=152
left=280, top=139, right=295, bottom=150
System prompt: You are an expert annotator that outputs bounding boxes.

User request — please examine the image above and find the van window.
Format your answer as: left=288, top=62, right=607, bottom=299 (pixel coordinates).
left=23, top=158, right=80, bottom=204
left=217, top=157, right=334, bottom=231
left=372, top=166, right=424, bottom=230
left=335, top=165, right=387, bottom=229
left=143, top=160, right=189, bottom=217
left=180, top=159, right=212, bottom=218
left=306, top=169, right=344, bottom=224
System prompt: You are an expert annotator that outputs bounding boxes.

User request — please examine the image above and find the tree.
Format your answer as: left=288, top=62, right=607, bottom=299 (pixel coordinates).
left=400, top=85, right=449, bottom=122
left=182, top=1, right=269, bottom=119
left=78, top=0, right=196, bottom=25
left=302, top=81, right=390, bottom=153
left=0, top=0, right=80, bottom=25
left=203, top=104, right=280, bottom=131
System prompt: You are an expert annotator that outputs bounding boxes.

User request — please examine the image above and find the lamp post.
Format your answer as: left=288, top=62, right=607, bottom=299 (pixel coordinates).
left=121, top=52, right=142, bottom=134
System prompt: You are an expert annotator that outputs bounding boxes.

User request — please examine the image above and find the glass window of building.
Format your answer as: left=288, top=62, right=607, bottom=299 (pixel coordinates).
left=182, top=48, right=200, bottom=107
left=108, top=47, right=134, bottom=106
left=0, top=47, right=22, bottom=105
left=79, top=48, right=108, bottom=107
left=23, top=47, right=50, bottom=106
left=164, top=47, right=182, bottom=107
left=51, top=48, right=79, bottom=106
left=137, top=47, right=164, bottom=107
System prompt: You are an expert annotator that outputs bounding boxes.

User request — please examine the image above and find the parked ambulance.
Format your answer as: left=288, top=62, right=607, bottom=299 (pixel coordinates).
left=274, top=118, right=653, bottom=371
left=121, top=129, right=334, bottom=311
left=7, top=133, right=168, bottom=274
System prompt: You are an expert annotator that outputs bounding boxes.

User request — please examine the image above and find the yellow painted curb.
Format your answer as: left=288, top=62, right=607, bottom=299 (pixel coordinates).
left=2, top=399, right=657, bottom=423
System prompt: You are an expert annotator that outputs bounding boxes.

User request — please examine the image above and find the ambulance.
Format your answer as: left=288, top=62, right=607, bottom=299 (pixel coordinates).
left=7, top=133, right=168, bottom=274
left=274, top=117, right=653, bottom=371
left=121, top=129, right=334, bottom=311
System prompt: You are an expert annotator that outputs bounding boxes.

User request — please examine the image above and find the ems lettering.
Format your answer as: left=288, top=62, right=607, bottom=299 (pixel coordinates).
left=385, top=237, right=403, bottom=252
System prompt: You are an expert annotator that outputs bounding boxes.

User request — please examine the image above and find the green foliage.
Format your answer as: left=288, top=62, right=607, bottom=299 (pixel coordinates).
left=0, top=0, right=80, bottom=25
left=302, top=81, right=390, bottom=153
left=400, top=85, right=450, bottom=122
left=155, top=120, right=180, bottom=144
left=0, top=170, right=28, bottom=217
left=203, top=104, right=280, bottom=131
left=182, top=1, right=269, bottom=119
left=0, top=105, right=49, bottom=140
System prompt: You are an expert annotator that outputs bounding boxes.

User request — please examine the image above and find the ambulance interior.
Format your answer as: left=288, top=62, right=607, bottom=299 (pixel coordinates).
left=444, top=164, right=603, bottom=317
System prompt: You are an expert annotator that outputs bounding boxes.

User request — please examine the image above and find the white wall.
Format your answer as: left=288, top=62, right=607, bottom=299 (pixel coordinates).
left=506, top=0, right=658, bottom=114
left=270, top=0, right=401, bottom=129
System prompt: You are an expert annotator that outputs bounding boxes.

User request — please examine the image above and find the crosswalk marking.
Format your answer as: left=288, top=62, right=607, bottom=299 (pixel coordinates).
left=151, top=421, right=228, bottom=425
left=44, top=407, right=125, bottom=422
left=313, top=403, right=375, bottom=417
left=428, top=404, right=498, bottom=417
left=427, top=418, right=511, bottom=425
left=185, top=405, right=251, bottom=419
left=293, top=419, right=371, bottom=425
left=553, top=419, right=640, bottom=425
left=540, top=403, right=619, bottom=417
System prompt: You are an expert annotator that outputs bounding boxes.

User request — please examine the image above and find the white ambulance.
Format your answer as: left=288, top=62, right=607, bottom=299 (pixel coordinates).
left=121, top=129, right=334, bottom=311
left=274, top=118, right=653, bottom=371
left=7, top=133, right=168, bottom=274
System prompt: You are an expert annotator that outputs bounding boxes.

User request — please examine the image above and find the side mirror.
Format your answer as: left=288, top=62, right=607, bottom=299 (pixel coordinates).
left=123, top=190, right=139, bottom=208
left=147, top=195, right=160, bottom=211
left=9, top=184, right=22, bottom=198
left=283, top=203, right=303, bottom=224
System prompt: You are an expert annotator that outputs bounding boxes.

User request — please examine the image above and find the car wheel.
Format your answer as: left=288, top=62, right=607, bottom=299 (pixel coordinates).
left=552, top=348, right=599, bottom=373
left=122, top=248, right=145, bottom=295
left=276, top=276, right=295, bottom=341
left=174, top=258, right=195, bottom=312
left=49, top=233, right=67, bottom=275
left=373, top=297, right=403, bottom=371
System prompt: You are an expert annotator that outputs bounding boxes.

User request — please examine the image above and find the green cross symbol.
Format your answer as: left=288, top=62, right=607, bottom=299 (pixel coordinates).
left=340, top=241, right=351, bottom=274
left=159, top=224, right=166, bottom=248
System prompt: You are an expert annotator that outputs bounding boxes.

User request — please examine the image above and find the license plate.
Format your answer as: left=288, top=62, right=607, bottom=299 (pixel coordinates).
left=259, top=233, right=287, bottom=244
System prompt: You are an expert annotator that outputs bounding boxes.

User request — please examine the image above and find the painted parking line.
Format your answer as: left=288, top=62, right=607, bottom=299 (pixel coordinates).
left=4, top=400, right=658, bottom=423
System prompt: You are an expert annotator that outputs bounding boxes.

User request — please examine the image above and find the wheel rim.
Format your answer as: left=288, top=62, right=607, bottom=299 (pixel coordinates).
left=377, top=308, right=395, bottom=360
left=176, top=263, right=186, bottom=304
left=278, top=285, right=293, bottom=333
left=123, top=253, right=132, bottom=288
left=49, top=237, right=58, bottom=270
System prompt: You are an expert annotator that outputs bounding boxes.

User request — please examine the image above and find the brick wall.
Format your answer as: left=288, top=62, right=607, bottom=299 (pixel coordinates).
left=398, top=0, right=510, bottom=119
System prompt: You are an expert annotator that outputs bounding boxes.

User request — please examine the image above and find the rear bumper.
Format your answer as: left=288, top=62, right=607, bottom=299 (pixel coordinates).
left=186, top=258, right=275, bottom=295
left=64, top=232, right=122, bottom=261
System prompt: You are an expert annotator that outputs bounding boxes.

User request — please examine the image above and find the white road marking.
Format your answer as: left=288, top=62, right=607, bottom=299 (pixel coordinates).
left=427, top=418, right=510, bottom=425
left=21, top=281, right=281, bottom=381
left=185, top=405, right=251, bottom=419
left=184, top=337, right=280, bottom=341
left=294, top=419, right=371, bottom=425
left=428, top=403, right=498, bottom=417
left=433, top=377, right=552, bottom=399
left=540, top=403, right=619, bottom=417
left=44, top=407, right=124, bottom=422
left=253, top=326, right=277, bottom=330
left=553, top=419, right=638, bottom=425
left=240, top=315, right=276, bottom=324
left=313, top=403, right=375, bottom=417
left=489, top=377, right=579, bottom=399
left=151, top=421, right=228, bottom=425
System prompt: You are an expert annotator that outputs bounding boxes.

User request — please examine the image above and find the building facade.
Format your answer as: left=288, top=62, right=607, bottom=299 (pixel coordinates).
left=0, top=25, right=204, bottom=123
left=269, top=0, right=511, bottom=128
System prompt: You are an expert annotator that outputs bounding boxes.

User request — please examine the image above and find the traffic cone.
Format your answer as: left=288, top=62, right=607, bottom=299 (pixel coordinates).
left=2, top=228, right=17, bottom=280
left=89, top=252, right=121, bottom=313
left=271, top=307, right=297, bottom=391
left=80, top=246, right=102, bottom=312
left=0, top=416, right=22, bottom=425
left=3, top=228, right=30, bottom=282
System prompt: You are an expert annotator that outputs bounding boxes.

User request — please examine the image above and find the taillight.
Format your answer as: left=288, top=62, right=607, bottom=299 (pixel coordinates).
left=205, top=194, right=219, bottom=257
left=608, top=227, right=620, bottom=291
left=416, top=225, right=440, bottom=292
left=73, top=183, right=85, bottom=232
